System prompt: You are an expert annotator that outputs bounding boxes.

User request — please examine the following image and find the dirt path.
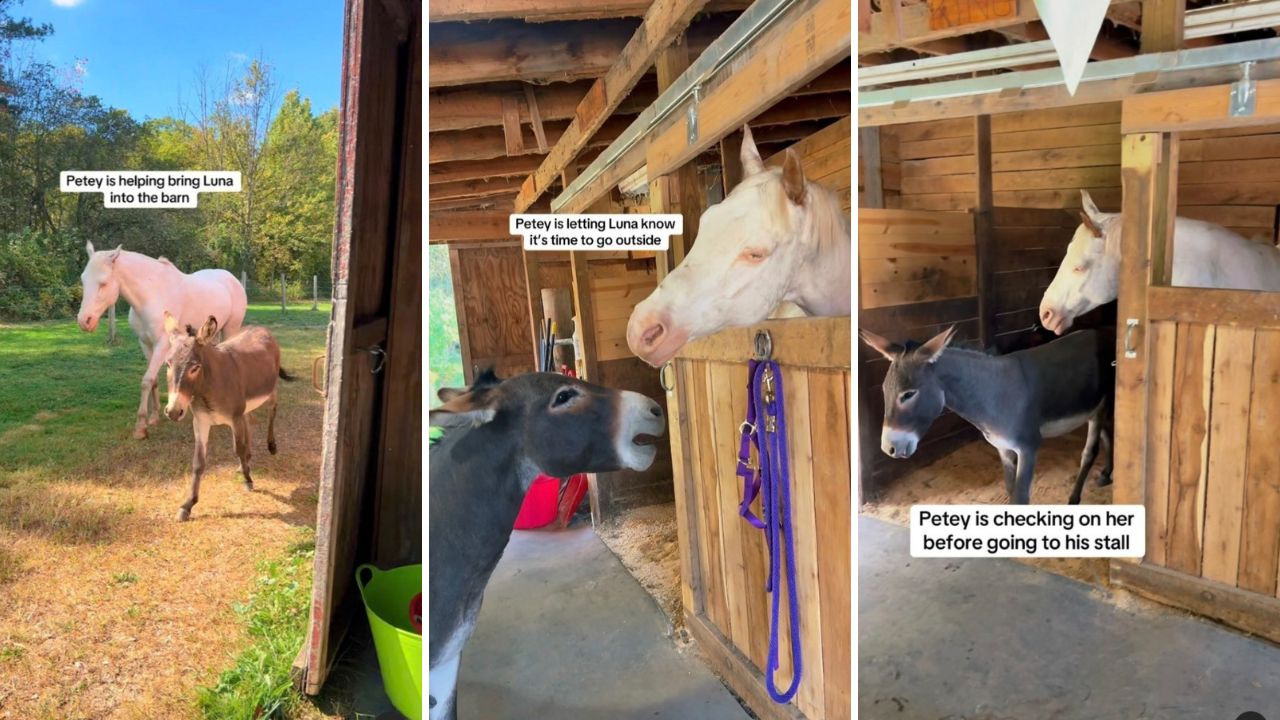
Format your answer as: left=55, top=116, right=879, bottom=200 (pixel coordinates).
left=861, top=432, right=1113, bottom=586
left=0, top=359, right=324, bottom=719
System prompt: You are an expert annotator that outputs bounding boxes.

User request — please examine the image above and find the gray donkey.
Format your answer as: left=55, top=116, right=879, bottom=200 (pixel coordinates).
left=428, top=369, right=666, bottom=720
left=861, top=326, right=1114, bottom=504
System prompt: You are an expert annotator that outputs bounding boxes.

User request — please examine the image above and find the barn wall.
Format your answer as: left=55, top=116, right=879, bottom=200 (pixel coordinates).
left=449, top=245, right=537, bottom=381
left=768, top=115, right=853, bottom=213
left=882, top=103, right=1280, bottom=242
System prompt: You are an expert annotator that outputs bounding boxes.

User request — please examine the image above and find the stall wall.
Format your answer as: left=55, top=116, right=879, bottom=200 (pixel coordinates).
left=769, top=115, right=853, bottom=213
left=450, top=245, right=537, bottom=381
left=880, top=103, right=1280, bottom=242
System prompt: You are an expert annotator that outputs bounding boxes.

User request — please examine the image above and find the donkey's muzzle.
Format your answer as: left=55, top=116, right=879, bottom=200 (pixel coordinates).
left=881, top=427, right=918, bottom=459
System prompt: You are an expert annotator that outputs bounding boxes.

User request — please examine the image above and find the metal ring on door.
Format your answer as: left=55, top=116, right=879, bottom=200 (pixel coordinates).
left=659, top=361, right=675, bottom=392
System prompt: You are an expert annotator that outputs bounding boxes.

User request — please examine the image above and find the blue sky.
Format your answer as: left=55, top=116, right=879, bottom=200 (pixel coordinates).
left=14, top=0, right=343, bottom=120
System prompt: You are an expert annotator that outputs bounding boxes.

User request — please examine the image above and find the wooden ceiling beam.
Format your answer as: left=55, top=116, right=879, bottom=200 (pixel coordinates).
left=432, top=177, right=527, bottom=201
left=431, top=194, right=520, bottom=211
left=430, top=115, right=632, bottom=164
left=429, top=16, right=728, bottom=87
left=429, top=0, right=749, bottom=23
left=428, top=212, right=515, bottom=244
left=861, top=0, right=1127, bottom=55
left=429, top=149, right=604, bottom=184
left=997, top=21, right=1135, bottom=60
left=751, top=91, right=851, bottom=127
left=513, top=0, right=715, bottom=212
left=431, top=81, right=656, bottom=132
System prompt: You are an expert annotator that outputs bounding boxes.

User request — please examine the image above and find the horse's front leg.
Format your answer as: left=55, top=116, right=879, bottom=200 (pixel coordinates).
left=134, top=336, right=169, bottom=439
left=178, top=414, right=211, bottom=521
left=232, top=416, right=254, bottom=490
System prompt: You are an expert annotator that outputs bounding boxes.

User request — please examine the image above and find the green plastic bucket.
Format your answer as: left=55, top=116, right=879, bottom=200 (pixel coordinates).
left=356, top=564, right=422, bottom=720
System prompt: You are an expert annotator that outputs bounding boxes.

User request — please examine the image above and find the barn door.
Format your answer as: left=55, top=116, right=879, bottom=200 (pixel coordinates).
left=1111, top=85, right=1280, bottom=644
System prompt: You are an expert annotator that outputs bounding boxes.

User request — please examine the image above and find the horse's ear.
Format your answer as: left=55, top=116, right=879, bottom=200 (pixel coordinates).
left=430, top=389, right=498, bottom=429
left=195, top=315, right=219, bottom=343
left=1080, top=190, right=1108, bottom=226
left=163, top=311, right=179, bottom=335
left=740, top=125, right=765, bottom=177
left=107, top=245, right=123, bottom=261
left=85, top=240, right=95, bottom=255
left=782, top=149, right=806, bottom=205
left=1078, top=210, right=1104, bottom=239
left=859, top=328, right=903, bottom=361
left=916, top=325, right=958, bottom=364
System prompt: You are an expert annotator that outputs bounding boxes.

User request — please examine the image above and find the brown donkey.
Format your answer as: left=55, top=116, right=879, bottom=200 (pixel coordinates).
left=162, top=313, right=292, bottom=521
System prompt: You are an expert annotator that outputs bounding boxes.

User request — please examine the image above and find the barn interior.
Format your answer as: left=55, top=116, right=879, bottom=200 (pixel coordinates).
left=859, top=0, right=1280, bottom=715
left=430, top=0, right=850, bottom=718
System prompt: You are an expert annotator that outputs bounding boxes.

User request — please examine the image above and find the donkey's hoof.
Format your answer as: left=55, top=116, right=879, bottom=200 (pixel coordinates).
left=268, top=441, right=278, bottom=455
left=1068, top=495, right=1081, bottom=505
left=176, top=508, right=191, bottom=522
left=1097, top=472, right=1114, bottom=487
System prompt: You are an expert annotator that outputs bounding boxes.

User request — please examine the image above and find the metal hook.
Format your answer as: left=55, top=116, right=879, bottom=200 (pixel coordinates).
left=753, top=330, right=773, bottom=361
left=360, top=345, right=386, bottom=374
left=658, top=360, right=675, bottom=392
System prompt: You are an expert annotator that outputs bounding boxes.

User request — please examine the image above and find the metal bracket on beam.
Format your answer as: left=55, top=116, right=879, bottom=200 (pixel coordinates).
left=686, top=85, right=701, bottom=146
left=1231, top=61, right=1257, bottom=117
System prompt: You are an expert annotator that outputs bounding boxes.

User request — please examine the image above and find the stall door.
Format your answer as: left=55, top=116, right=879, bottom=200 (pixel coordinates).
left=1111, top=92, right=1280, bottom=644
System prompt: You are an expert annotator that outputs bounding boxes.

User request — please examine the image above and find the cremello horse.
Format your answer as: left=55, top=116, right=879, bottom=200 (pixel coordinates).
left=77, top=242, right=247, bottom=438
left=1039, top=190, right=1280, bottom=334
left=626, top=125, right=851, bottom=367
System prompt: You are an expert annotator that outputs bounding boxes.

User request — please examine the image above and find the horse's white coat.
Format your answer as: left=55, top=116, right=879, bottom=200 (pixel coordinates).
left=77, top=243, right=247, bottom=437
left=1039, top=190, right=1280, bottom=333
left=626, top=125, right=851, bottom=366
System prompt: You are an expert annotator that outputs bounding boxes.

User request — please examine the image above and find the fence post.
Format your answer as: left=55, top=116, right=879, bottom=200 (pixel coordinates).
left=241, top=270, right=248, bottom=294
left=312, top=275, right=319, bottom=311
left=106, top=304, right=119, bottom=346
left=280, top=274, right=287, bottom=314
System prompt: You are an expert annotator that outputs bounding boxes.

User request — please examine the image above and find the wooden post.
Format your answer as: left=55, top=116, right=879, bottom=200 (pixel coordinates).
left=651, top=36, right=705, bottom=280
left=281, top=274, right=287, bottom=313
left=241, top=271, right=248, bottom=297
left=312, top=275, right=319, bottom=311
left=106, top=304, right=118, bottom=346
left=719, top=131, right=743, bottom=196
left=974, top=114, right=994, bottom=350
left=859, top=126, right=884, bottom=209
left=1140, top=0, right=1184, bottom=54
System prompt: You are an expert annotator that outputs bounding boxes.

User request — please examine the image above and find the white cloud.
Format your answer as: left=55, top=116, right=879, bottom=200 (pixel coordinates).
left=51, top=0, right=85, bottom=8
left=228, top=52, right=249, bottom=63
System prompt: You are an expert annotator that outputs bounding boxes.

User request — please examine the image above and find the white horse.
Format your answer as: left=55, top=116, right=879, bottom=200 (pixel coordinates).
left=77, top=242, right=248, bottom=439
left=625, top=125, right=851, bottom=367
left=1039, top=190, right=1280, bottom=334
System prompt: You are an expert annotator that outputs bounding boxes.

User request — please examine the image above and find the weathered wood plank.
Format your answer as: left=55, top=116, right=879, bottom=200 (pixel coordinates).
left=1240, top=330, right=1280, bottom=597
left=1166, top=323, right=1214, bottom=577
left=1144, top=321, right=1176, bottom=568
left=1112, top=560, right=1280, bottom=646
left=1202, top=326, right=1254, bottom=585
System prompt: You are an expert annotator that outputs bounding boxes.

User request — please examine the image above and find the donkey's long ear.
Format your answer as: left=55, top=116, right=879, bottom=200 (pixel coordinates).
left=163, top=311, right=179, bottom=336
left=740, top=125, right=765, bottom=177
left=859, top=328, right=903, bottom=361
left=782, top=149, right=806, bottom=205
left=429, top=390, right=498, bottom=428
left=916, top=325, right=958, bottom=364
left=195, top=315, right=219, bottom=344
left=437, top=386, right=466, bottom=402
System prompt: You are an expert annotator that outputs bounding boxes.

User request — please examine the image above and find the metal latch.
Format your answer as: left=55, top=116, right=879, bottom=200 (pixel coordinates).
left=1231, top=61, right=1256, bottom=117
left=686, top=85, right=701, bottom=146
left=1124, top=318, right=1139, bottom=359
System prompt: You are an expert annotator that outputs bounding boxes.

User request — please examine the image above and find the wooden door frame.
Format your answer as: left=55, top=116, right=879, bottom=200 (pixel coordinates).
left=1110, top=81, right=1280, bottom=643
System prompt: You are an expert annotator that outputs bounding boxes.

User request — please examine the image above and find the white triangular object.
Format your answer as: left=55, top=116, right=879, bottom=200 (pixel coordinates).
left=1034, top=0, right=1111, bottom=95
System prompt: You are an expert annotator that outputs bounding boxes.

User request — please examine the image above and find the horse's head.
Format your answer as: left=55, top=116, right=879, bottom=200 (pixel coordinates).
left=77, top=241, right=123, bottom=332
left=162, top=313, right=218, bottom=422
left=860, top=326, right=956, bottom=459
left=1039, top=190, right=1122, bottom=335
left=430, top=370, right=666, bottom=477
left=626, top=125, right=817, bottom=367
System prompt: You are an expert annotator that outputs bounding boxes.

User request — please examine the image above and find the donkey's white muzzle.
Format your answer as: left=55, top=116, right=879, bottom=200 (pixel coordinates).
left=615, top=391, right=666, bottom=471
left=881, top=427, right=919, bottom=459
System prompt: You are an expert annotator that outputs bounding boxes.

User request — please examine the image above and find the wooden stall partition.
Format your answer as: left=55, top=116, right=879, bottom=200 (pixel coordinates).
left=986, top=207, right=1079, bottom=352
left=857, top=208, right=977, bottom=499
left=449, top=244, right=538, bottom=381
left=766, top=115, right=853, bottom=213
left=1107, top=91, right=1280, bottom=645
left=668, top=316, right=851, bottom=720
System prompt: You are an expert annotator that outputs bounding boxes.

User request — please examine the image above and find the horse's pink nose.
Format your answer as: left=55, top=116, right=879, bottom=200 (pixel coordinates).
left=1041, top=307, right=1055, bottom=327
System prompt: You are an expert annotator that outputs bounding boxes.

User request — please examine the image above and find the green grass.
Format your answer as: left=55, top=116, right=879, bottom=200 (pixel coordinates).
left=0, top=302, right=331, bottom=474
left=196, top=528, right=316, bottom=720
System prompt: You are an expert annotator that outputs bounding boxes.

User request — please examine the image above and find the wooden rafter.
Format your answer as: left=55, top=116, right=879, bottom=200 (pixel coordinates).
left=512, top=0, right=714, bottom=212
left=428, top=212, right=514, bottom=244
left=860, top=0, right=1127, bottom=55
left=429, top=115, right=632, bottom=164
left=430, top=80, right=656, bottom=133
left=429, top=0, right=749, bottom=23
left=428, top=16, right=729, bottom=87
left=998, top=21, right=1135, bottom=60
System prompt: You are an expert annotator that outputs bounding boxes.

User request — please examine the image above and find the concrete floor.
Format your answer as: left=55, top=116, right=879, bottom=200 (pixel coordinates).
left=860, top=516, right=1280, bottom=720
left=457, top=524, right=749, bottom=720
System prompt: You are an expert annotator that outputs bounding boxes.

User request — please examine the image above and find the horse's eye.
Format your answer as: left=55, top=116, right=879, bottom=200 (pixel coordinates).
left=740, top=248, right=768, bottom=263
left=188, top=364, right=200, bottom=376
left=899, top=390, right=917, bottom=404
left=552, top=389, right=576, bottom=407
left=1072, top=265, right=1087, bottom=274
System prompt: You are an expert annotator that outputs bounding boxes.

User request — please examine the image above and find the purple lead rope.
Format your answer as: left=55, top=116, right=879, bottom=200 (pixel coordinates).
left=736, top=358, right=802, bottom=704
